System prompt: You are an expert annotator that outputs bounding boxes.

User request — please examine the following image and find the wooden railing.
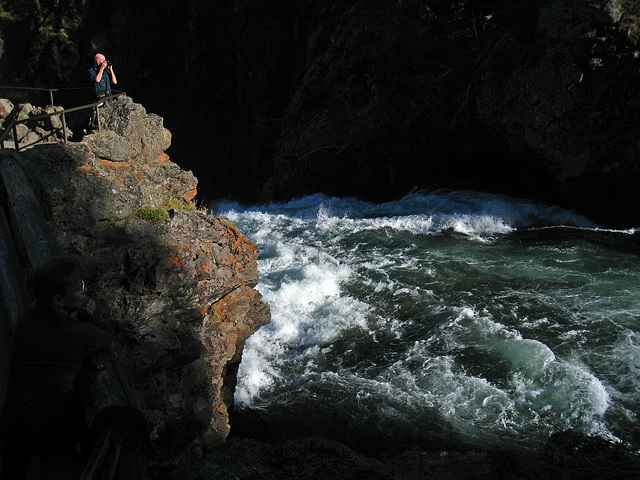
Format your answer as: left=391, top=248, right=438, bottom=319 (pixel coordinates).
left=0, top=86, right=125, bottom=151
left=0, top=153, right=147, bottom=479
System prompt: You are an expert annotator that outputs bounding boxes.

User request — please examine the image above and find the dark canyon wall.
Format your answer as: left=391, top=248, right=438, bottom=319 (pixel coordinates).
left=1, top=0, right=640, bottom=227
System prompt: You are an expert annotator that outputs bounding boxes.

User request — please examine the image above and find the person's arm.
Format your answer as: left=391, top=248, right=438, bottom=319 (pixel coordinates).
left=79, top=300, right=117, bottom=348
left=78, top=298, right=136, bottom=350
left=86, top=315, right=136, bottom=351
left=108, top=65, right=117, bottom=85
left=96, top=62, right=108, bottom=84
left=88, top=311, right=118, bottom=335
left=79, top=310, right=116, bottom=351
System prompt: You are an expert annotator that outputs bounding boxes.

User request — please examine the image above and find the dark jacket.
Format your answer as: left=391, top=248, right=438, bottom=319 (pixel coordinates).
left=0, top=306, right=118, bottom=438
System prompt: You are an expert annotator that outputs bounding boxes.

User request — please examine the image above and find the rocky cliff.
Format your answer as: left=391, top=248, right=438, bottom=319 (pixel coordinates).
left=1, top=0, right=640, bottom=225
left=174, top=0, right=640, bottom=228
left=1, top=96, right=271, bottom=473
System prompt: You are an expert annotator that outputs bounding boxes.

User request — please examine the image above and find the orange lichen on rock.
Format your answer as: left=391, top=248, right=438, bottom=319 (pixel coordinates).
left=210, top=286, right=258, bottom=325
left=185, top=188, right=197, bottom=201
left=154, top=153, right=171, bottom=163
left=199, top=256, right=214, bottom=275
left=99, top=158, right=133, bottom=169
left=169, top=254, right=184, bottom=267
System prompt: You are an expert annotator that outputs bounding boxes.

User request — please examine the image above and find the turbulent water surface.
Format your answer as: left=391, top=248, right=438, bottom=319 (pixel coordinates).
left=212, top=190, right=640, bottom=453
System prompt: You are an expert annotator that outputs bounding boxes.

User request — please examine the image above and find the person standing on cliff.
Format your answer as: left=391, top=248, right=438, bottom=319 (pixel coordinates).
left=89, top=53, right=118, bottom=103
left=0, top=256, right=136, bottom=479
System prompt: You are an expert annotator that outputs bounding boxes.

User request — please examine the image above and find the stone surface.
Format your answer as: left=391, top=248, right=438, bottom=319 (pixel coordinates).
left=0, top=98, right=13, bottom=120
left=83, top=96, right=172, bottom=163
left=6, top=98, right=271, bottom=470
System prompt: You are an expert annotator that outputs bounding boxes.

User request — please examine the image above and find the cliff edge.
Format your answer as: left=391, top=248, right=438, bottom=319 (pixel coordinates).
left=1, top=96, right=271, bottom=473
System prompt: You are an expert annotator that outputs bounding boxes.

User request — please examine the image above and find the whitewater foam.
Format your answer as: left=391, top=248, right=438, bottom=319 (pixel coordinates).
left=213, top=190, right=639, bottom=450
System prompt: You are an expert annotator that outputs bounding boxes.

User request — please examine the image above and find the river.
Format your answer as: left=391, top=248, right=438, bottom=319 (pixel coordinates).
left=212, top=190, right=640, bottom=454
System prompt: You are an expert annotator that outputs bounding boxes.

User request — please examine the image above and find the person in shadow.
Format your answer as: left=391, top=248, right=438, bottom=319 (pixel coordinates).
left=0, top=256, right=135, bottom=479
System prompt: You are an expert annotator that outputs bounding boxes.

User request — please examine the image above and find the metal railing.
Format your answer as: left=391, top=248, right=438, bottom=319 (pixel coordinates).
left=0, top=85, right=65, bottom=107
left=0, top=86, right=125, bottom=151
left=0, top=85, right=118, bottom=108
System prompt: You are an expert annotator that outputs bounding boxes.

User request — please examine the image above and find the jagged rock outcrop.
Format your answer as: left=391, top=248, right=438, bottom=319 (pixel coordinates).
left=3, top=96, right=271, bottom=471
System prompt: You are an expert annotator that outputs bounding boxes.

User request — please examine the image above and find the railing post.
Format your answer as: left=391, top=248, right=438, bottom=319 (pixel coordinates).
left=61, top=112, right=68, bottom=144
left=80, top=426, right=114, bottom=480
left=49, top=90, right=54, bottom=107
left=95, top=104, right=101, bottom=132
left=12, top=124, right=19, bottom=151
